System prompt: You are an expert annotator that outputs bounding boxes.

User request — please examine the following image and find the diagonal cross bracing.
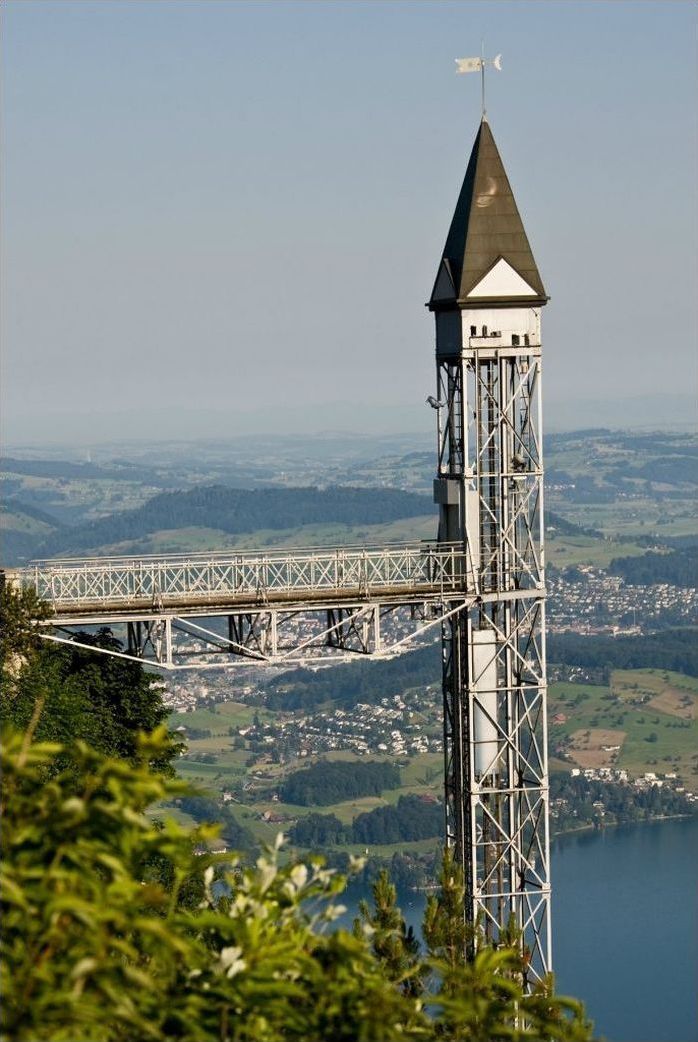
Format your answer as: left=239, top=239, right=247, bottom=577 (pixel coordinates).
left=8, top=542, right=467, bottom=617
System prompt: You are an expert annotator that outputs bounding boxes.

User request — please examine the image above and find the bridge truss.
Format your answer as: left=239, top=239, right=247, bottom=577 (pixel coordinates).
left=8, top=541, right=473, bottom=669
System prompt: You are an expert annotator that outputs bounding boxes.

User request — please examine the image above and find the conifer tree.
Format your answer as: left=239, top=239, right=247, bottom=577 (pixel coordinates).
left=356, top=868, right=422, bottom=995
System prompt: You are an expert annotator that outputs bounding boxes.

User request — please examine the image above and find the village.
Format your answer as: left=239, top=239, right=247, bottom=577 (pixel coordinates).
left=546, top=566, right=697, bottom=634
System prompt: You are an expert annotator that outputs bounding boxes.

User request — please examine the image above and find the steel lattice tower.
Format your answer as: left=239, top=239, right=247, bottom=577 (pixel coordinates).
left=429, top=116, right=552, bottom=983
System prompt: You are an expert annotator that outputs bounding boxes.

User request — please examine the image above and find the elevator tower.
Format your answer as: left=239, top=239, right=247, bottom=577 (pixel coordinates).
left=430, top=116, right=552, bottom=983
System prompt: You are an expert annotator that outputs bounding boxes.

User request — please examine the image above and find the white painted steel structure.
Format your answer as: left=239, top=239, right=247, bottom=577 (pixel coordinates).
left=14, top=542, right=467, bottom=615
left=5, top=543, right=475, bottom=670
left=434, top=328, right=551, bottom=985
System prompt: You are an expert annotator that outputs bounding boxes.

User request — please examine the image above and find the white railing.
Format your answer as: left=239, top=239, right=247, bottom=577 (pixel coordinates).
left=8, top=542, right=468, bottom=613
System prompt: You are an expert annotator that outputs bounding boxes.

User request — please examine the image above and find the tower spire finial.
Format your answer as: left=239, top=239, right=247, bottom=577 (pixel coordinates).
left=455, top=49, right=502, bottom=120
left=481, top=40, right=486, bottom=118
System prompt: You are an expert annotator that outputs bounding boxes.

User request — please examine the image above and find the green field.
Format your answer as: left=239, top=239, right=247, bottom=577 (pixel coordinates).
left=548, top=670, right=698, bottom=782
left=547, top=496, right=697, bottom=540
left=169, top=700, right=274, bottom=733
left=546, top=533, right=647, bottom=568
left=166, top=668, right=698, bottom=857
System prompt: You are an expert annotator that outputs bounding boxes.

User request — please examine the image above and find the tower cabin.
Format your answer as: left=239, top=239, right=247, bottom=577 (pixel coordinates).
left=429, top=115, right=547, bottom=337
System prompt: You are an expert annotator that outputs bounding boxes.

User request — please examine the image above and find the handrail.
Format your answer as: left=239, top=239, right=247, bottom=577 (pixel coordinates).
left=6, top=541, right=468, bottom=611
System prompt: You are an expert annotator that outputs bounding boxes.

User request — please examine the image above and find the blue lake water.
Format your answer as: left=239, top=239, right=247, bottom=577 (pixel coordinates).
left=342, top=817, right=698, bottom=1042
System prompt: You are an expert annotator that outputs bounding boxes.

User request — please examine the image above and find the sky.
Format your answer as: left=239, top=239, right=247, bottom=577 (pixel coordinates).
left=2, top=0, right=696, bottom=446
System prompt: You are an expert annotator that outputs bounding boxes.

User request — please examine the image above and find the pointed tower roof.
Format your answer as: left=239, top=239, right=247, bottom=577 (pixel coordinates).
left=429, top=118, right=547, bottom=310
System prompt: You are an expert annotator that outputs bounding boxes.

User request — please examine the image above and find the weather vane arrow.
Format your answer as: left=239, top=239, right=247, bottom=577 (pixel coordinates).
left=455, top=47, right=502, bottom=118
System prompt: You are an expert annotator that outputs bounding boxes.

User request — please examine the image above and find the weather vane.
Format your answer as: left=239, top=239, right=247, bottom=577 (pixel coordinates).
left=455, top=44, right=502, bottom=118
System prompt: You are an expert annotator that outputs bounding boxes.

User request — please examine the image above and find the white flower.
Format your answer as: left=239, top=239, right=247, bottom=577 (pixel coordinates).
left=219, top=946, right=246, bottom=979
left=290, top=864, right=308, bottom=890
left=323, top=903, right=347, bottom=922
left=256, top=859, right=277, bottom=894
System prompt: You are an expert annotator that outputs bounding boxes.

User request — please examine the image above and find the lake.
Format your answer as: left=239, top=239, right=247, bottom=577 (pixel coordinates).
left=341, top=817, right=698, bottom=1042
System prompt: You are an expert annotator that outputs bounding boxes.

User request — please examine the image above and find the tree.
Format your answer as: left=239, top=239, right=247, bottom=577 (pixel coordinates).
left=0, top=585, right=179, bottom=775
left=1, top=726, right=596, bottom=1042
left=423, top=846, right=473, bottom=974
left=355, top=869, right=422, bottom=995
left=0, top=582, right=49, bottom=672
left=422, top=849, right=592, bottom=1041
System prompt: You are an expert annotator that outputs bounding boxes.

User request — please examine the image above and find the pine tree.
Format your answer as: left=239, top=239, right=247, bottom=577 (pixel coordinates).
left=355, top=869, right=422, bottom=995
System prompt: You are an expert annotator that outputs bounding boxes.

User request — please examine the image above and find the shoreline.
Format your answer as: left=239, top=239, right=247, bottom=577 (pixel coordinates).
left=551, top=810, right=693, bottom=841
left=397, top=814, right=695, bottom=891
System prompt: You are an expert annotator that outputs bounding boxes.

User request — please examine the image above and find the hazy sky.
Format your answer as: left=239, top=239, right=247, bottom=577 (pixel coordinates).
left=2, top=0, right=696, bottom=445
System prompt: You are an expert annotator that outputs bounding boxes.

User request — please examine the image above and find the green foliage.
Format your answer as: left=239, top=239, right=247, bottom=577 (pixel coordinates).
left=548, top=628, right=698, bottom=678
left=0, top=582, right=49, bottom=671
left=423, top=847, right=473, bottom=972
left=421, top=850, right=592, bottom=1042
left=352, top=794, right=442, bottom=844
left=607, top=546, right=698, bottom=588
left=550, top=773, right=696, bottom=831
left=290, top=810, right=348, bottom=846
left=1, top=728, right=596, bottom=1042
left=290, top=794, right=442, bottom=847
left=355, top=869, right=422, bottom=995
left=0, top=585, right=179, bottom=774
left=1, top=727, right=207, bottom=1041
left=280, top=758, right=400, bottom=806
left=174, top=794, right=254, bottom=851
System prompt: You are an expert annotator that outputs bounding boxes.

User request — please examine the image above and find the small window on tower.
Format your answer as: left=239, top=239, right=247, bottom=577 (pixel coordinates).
left=512, top=334, right=520, bottom=346
left=482, top=325, right=488, bottom=336
left=470, top=325, right=477, bottom=336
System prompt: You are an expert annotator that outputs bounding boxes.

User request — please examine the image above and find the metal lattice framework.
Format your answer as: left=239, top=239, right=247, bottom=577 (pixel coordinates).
left=13, top=542, right=467, bottom=614
left=436, top=332, right=551, bottom=984
left=6, top=333, right=551, bottom=983
left=5, top=543, right=478, bottom=670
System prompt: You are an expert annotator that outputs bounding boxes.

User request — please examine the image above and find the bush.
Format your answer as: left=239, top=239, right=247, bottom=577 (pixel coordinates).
left=1, top=728, right=595, bottom=1042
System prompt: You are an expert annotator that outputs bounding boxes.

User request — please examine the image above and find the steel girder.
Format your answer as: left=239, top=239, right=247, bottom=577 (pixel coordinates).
left=36, top=595, right=485, bottom=671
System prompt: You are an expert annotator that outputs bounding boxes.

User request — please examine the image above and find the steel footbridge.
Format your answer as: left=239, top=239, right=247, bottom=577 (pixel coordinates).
left=4, top=541, right=477, bottom=669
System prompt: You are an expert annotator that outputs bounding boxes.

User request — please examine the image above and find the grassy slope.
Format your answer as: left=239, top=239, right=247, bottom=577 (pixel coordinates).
left=546, top=533, right=647, bottom=569
left=548, top=671, right=698, bottom=783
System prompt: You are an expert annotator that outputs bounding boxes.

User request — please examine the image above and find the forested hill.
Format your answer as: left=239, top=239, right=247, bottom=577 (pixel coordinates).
left=548, top=628, right=698, bottom=678
left=34, top=485, right=435, bottom=558
left=606, top=546, right=698, bottom=589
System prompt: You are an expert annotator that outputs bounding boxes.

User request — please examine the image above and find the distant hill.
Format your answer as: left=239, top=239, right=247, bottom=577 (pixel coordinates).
left=0, top=500, right=65, bottom=565
left=0, top=476, right=612, bottom=565
left=30, top=485, right=436, bottom=559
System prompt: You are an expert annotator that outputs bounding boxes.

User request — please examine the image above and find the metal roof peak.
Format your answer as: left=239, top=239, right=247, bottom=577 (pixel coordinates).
left=428, top=119, right=547, bottom=310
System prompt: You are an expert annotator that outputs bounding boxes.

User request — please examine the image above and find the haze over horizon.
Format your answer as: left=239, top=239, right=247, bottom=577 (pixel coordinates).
left=2, top=1, right=696, bottom=447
